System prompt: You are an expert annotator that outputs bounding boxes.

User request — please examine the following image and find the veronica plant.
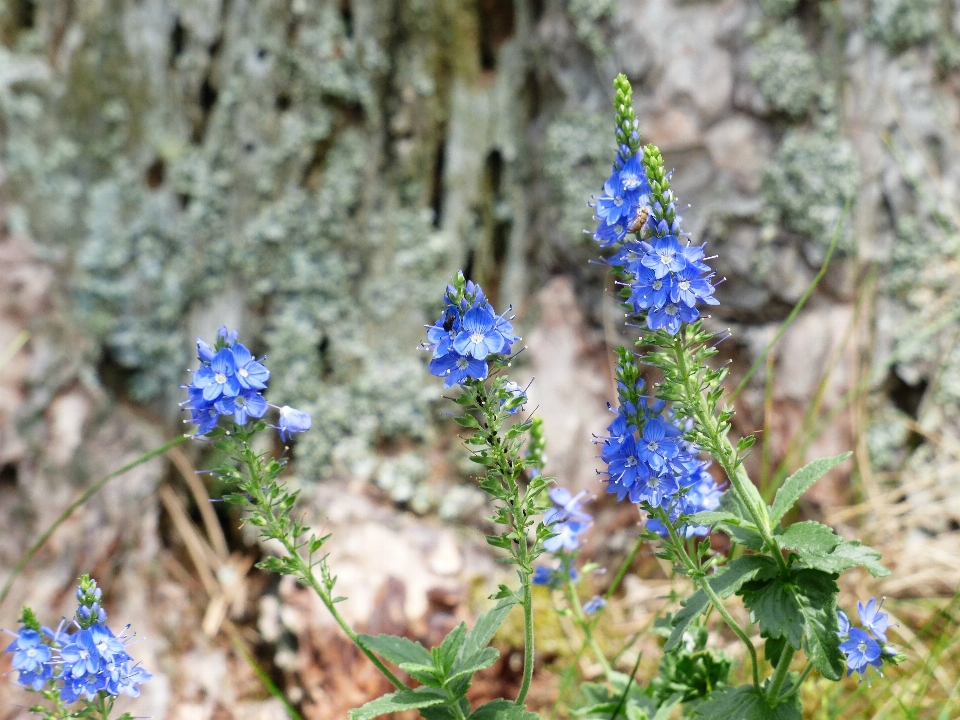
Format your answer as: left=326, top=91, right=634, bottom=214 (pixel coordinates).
left=562, top=74, right=902, bottom=719
left=5, top=575, right=152, bottom=720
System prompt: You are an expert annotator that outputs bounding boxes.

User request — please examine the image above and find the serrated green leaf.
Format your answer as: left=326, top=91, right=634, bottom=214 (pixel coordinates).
left=770, top=452, right=852, bottom=525
left=448, top=647, right=500, bottom=685
left=435, top=622, right=467, bottom=674
left=740, top=569, right=844, bottom=681
left=357, top=633, right=432, bottom=667
left=778, top=521, right=841, bottom=557
left=455, top=414, right=480, bottom=428
left=666, top=556, right=779, bottom=651
left=347, top=689, right=447, bottom=720
left=694, top=685, right=801, bottom=720
left=460, top=596, right=518, bottom=661
left=469, top=700, right=541, bottom=720
left=795, top=539, right=890, bottom=578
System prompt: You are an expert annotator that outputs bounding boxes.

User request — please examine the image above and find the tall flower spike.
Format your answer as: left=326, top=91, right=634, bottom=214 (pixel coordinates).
left=613, top=73, right=641, bottom=166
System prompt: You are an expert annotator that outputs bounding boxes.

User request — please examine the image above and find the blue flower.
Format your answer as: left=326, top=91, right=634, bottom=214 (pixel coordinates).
left=60, top=629, right=100, bottom=678
left=61, top=668, right=106, bottom=703
left=583, top=596, right=607, bottom=615
left=544, top=487, right=592, bottom=525
left=231, top=343, right=270, bottom=390
left=453, top=305, right=507, bottom=360
left=593, top=217, right=627, bottom=248
left=501, top=381, right=528, bottom=413
left=544, top=519, right=590, bottom=553
left=858, top=597, right=890, bottom=643
left=637, top=418, right=680, bottom=473
left=628, top=267, right=673, bottom=313
left=430, top=352, right=488, bottom=387
left=647, top=301, right=699, bottom=335
left=596, top=171, right=632, bottom=225
left=216, top=389, right=269, bottom=425
left=6, top=629, right=51, bottom=674
left=839, top=628, right=882, bottom=679
left=531, top=561, right=578, bottom=589
left=89, top=624, right=126, bottom=662
left=277, top=406, right=312, bottom=442
left=837, top=610, right=850, bottom=637
left=670, top=265, right=718, bottom=308
left=618, top=154, right=649, bottom=194
left=192, top=348, right=241, bottom=401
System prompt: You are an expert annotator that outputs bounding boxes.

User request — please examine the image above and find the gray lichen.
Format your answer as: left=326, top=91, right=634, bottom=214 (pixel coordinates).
left=751, top=21, right=819, bottom=118
left=869, top=0, right=939, bottom=51
left=758, top=0, right=800, bottom=19
left=762, top=125, right=858, bottom=250
left=543, top=111, right=612, bottom=248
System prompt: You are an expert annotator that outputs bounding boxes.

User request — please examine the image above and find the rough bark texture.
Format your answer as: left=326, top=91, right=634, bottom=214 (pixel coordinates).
left=0, top=0, right=958, bottom=716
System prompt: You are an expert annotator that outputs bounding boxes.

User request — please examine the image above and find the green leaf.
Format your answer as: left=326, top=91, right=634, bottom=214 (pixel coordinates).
left=469, top=700, right=541, bottom=720
left=794, top=539, right=890, bottom=578
left=740, top=569, right=844, bottom=681
left=716, top=492, right=764, bottom=550
left=347, top=689, right=447, bottom=720
left=460, top=596, right=518, bottom=660
left=777, top=521, right=841, bottom=557
left=694, top=685, right=801, bottom=720
left=769, top=452, right=851, bottom=525
left=435, top=622, right=467, bottom=674
left=397, top=662, right=444, bottom=687
left=686, top=511, right=743, bottom=527
left=357, top=634, right=432, bottom=667
left=448, top=646, right=500, bottom=684
left=666, top=556, right=778, bottom=651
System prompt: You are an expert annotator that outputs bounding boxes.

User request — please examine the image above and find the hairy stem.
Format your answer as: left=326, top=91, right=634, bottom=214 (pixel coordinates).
left=515, top=573, right=535, bottom=705
left=766, top=643, right=796, bottom=704
left=243, top=454, right=407, bottom=691
left=660, top=510, right=760, bottom=690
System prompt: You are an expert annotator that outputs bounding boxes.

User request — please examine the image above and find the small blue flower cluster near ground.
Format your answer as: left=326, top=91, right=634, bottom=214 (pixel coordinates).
left=533, top=488, right=591, bottom=590
left=6, top=579, right=151, bottom=702
left=182, top=326, right=311, bottom=440
left=837, top=598, right=898, bottom=681
left=592, top=153, right=718, bottom=335
left=597, top=376, right=724, bottom=531
left=424, top=280, right=519, bottom=387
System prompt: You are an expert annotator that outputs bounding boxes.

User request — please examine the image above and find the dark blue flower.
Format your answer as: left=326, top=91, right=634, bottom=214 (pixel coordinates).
left=61, top=667, right=106, bottom=703
left=60, top=629, right=100, bottom=679
left=277, top=406, right=312, bottom=442
left=628, top=267, right=673, bottom=313
left=531, top=561, right=578, bottom=589
left=618, top=154, right=648, bottom=194
left=596, top=171, right=632, bottom=225
left=670, top=265, right=718, bottom=308
left=593, top=217, right=627, bottom=248
left=637, top=418, right=680, bottom=473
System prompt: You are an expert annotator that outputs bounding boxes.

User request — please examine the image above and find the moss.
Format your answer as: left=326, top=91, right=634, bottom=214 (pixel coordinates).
left=751, top=21, right=819, bottom=118
left=567, top=0, right=616, bottom=57
left=759, top=0, right=799, bottom=19
left=543, top=111, right=612, bottom=249
left=762, top=124, right=858, bottom=250
left=869, top=0, right=938, bottom=51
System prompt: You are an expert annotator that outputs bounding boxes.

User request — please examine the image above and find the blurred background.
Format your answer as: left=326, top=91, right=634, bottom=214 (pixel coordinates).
left=0, top=0, right=958, bottom=718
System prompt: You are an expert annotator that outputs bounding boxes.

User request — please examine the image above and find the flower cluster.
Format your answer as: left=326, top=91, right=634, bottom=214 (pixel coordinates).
left=591, top=109, right=718, bottom=336
left=595, top=351, right=725, bottom=535
left=182, top=326, right=311, bottom=440
left=5, top=577, right=151, bottom=703
left=837, top=598, right=899, bottom=681
left=424, top=274, right=519, bottom=387
left=533, top=488, right=592, bottom=589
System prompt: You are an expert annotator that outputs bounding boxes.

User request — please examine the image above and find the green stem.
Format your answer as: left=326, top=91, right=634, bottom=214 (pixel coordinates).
left=660, top=510, right=760, bottom=690
left=672, top=337, right=788, bottom=574
left=515, top=569, right=535, bottom=705
left=245, top=456, right=407, bottom=691
left=550, top=535, right=643, bottom=719
left=0, top=435, right=190, bottom=608
left=566, top=578, right=613, bottom=678
left=790, top=662, right=814, bottom=698
left=766, top=643, right=796, bottom=704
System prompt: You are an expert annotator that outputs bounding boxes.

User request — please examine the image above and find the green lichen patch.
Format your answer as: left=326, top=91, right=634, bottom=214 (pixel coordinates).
left=762, top=126, right=858, bottom=250
left=751, top=21, right=820, bottom=118
left=869, top=0, right=939, bottom=52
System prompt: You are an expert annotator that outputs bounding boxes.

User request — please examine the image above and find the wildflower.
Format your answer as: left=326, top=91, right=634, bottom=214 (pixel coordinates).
left=216, top=389, right=269, bottom=425
left=231, top=343, right=270, bottom=390
left=858, top=597, right=890, bottom=643
left=501, top=381, right=528, bottom=413
left=544, top=487, right=592, bottom=525
left=429, top=352, right=488, bottom=387
left=277, top=406, right=312, bottom=442
left=641, top=236, right=687, bottom=278
left=192, top=348, right=240, bottom=401
left=839, top=628, right=882, bottom=679
left=543, top=519, right=591, bottom=553
left=596, top=171, right=631, bottom=225
left=6, top=629, right=50, bottom=674
left=647, top=301, right=699, bottom=335
left=532, top=561, right=578, bottom=589
left=61, top=668, right=106, bottom=703
left=60, top=629, right=101, bottom=678
left=583, top=596, right=607, bottom=615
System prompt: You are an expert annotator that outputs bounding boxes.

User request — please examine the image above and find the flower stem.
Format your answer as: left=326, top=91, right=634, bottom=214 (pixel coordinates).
left=243, top=455, right=407, bottom=691
left=515, top=574, right=535, bottom=705
left=766, top=643, right=796, bottom=704
left=566, top=579, right=613, bottom=678
left=659, top=509, right=760, bottom=690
